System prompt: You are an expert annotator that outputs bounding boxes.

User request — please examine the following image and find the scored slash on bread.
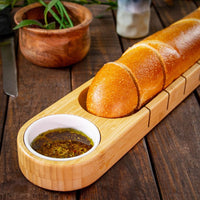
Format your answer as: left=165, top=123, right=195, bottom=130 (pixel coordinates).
left=117, top=44, right=165, bottom=109
left=86, top=8, right=200, bottom=118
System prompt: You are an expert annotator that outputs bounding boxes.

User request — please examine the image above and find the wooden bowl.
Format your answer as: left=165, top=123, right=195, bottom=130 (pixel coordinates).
left=14, top=2, right=93, bottom=67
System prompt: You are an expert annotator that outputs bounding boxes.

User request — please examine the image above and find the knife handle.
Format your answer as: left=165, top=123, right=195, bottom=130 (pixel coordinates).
left=0, top=6, right=13, bottom=37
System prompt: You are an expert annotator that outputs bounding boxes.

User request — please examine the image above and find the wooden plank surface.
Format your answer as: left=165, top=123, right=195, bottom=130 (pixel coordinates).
left=118, top=0, right=200, bottom=199
left=144, top=1, right=200, bottom=199
left=196, top=0, right=200, bottom=6
left=146, top=93, right=200, bottom=199
left=0, top=0, right=199, bottom=199
left=0, top=55, right=8, bottom=153
left=152, top=0, right=197, bottom=26
left=73, top=5, right=161, bottom=199
left=71, top=5, right=122, bottom=89
left=94, top=4, right=167, bottom=200
left=0, top=45, right=76, bottom=199
left=79, top=140, right=160, bottom=200
left=16, top=60, right=199, bottom=193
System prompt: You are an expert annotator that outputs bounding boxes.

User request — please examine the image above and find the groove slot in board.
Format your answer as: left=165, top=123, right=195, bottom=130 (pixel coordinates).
left=165, top=76, right=186, bottom=112
left=182, top=63, right=200, bottom=96
left=145, top=91, right=169, bottom=129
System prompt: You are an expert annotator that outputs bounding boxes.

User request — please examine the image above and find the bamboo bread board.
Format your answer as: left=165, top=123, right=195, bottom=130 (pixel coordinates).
left=17, top=61, right=200, bottom=191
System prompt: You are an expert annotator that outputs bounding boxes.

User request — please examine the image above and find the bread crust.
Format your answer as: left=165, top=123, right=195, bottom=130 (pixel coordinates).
left=86, top=62, right=138, bottom=118
left=138, top=40, right=181, bottom=87
left=86, top=8, right=200, bottom=118
left=117, top=44, right=164, bottom=108
left=145, top=19, right=200, bottom=68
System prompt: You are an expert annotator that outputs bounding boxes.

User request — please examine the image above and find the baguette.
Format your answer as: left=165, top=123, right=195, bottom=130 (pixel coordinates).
left=86, top=8, right=200, bottom=118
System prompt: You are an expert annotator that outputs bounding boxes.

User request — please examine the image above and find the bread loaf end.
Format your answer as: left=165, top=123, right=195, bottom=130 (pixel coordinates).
left=86, top=62, right=138, bottom=118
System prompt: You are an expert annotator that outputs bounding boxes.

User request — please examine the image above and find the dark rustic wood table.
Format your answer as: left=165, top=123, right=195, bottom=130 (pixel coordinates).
left=0, top=0, right=200, bottom=199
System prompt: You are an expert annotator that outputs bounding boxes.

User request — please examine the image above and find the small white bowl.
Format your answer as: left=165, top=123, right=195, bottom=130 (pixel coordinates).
left=24, top=114, right=100, bottom=161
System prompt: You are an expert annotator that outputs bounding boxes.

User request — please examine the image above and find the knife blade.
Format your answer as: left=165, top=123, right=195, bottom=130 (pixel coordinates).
left=0, top=37, right=18, bottom=97
left=0, top=6, right=18, bottom=97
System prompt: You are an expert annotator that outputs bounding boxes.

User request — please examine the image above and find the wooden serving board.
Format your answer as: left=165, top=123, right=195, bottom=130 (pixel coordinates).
left=17, top=61, right=200, bottom=191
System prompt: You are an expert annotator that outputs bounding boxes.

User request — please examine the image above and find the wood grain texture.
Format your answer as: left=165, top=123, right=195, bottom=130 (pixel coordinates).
left=79, top=140, right=160, bottom=200
left=16, top=79, right=151, bottom=191
left=0, top=56, right=8, bottom=151
left=14, top=2, right=93, bottom=68
left=196, top=0, right=200, bottom=6
left=0, top=1, right=199, bottom=199
left=0, top=51, right=75, bottom=199
left=145, top=91, right=169, bottom=129
left=71, top=5, right=122, bottom=89
left=145, top=1, right=200, bottom=199
left=146, top=93, right=200, bottom=199
left=16, top=61, right=199, bottom=191
left=73, top=5, right=163, bottom=199
left=152, top=0, right=197, bottom=27
left=182, top=63, right=200, bottom=96
left=196, top=86, right=200, bottom=101
left=165, top=76, right=186, bottom=112
left=77, top=5, right=162, bottom=199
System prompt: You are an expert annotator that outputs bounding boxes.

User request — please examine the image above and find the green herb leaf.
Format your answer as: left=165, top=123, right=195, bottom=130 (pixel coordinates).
left=13, top=19, right=44, bottom=30
left=11, top=0, right=17, bottom=8
left=0, top=4, right=9, bottom=10
left=55, top=2, right=65, bottom=29
left=10, top=0, right=117, bottom=30
left=43, top=0, right=59, bottom=26
left=57, top=1, right=74, bottom=27
left=45, top=21, right=56, bottom=29
left=38, top=0, right=66, bottom=29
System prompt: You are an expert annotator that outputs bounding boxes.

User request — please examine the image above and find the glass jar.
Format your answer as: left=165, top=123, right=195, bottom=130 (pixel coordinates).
left=116, top=0, right=151, bottom=39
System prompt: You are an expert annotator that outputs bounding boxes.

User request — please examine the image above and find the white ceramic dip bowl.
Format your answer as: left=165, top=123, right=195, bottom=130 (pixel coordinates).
left=24, top=114, right=101, bottom=161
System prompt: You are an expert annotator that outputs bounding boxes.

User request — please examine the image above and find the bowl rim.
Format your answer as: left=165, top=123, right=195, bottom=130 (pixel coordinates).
left=23, top=114, right=101, bottom=161
left=14, top=1, right=93, bottom=34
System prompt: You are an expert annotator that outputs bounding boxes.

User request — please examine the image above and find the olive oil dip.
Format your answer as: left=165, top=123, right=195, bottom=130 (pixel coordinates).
left=31, top=128, right=94, bottom=158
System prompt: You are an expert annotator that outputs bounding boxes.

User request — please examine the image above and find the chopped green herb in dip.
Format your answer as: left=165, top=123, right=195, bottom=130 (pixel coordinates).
left=31, top=128, right=93, bottom=158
